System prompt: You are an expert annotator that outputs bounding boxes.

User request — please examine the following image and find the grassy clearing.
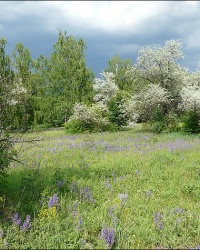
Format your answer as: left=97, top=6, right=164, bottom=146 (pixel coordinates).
left=0, top=129, right=200, bottom=249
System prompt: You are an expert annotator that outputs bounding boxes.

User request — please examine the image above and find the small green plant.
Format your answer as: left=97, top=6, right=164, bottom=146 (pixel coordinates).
left=147, top=110, right=167, bottom=133
left=182, top=110, right=200, bottom=133
left=107, top=91, right=130, bottom=127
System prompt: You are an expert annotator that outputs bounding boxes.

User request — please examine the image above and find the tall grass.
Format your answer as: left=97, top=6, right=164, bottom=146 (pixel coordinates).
left=0, top=129, right=200, bottom=249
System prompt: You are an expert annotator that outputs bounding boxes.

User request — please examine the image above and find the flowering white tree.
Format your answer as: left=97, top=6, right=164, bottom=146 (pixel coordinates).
left=8, top=79, right=27, bottom=106
left=126, top=39, right=188, bottom=114
left=136, top=39, right=185, bottom=88
left=93, top=72, right=119, bottom=105
left=179, top=85, right=200, bottom=112
left=120, top=83, right=170, bottom=126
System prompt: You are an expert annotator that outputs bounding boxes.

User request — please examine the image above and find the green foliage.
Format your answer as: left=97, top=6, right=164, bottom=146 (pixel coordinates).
left=147, top=110, right=167, bottom=133
left=165, top=111, right=182, bottom=132
left=1, top=130, right=200, bottom=249
left=64, top=119, right=85, bottom=134
left=104, top=55, right=133, bottom=91
left=64, top=118, right=112, bottom=134
left=182, top=110, right=200, bottom=133
left=107, top=91, right=130, bottom=127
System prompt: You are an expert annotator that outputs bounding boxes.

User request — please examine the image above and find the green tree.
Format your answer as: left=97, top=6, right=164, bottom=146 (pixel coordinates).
left=46, top=30, right=94, bottom=125
left=0, top=38, right=16, bottom=172
left=0, top=38, right=15, bottom=129
left=105, top=55, right=133, bottom=91
left=12, top=43, right=34, bottom=131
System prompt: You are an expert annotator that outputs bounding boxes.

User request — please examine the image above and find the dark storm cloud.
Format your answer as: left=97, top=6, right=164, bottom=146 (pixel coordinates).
left=1, top=1, right=200, bottom=76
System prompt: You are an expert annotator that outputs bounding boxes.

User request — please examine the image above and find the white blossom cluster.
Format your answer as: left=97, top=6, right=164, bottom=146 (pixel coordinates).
left=179, top=85, right=200, bottom=112
left=136, top=39, right=186, bottom=94
left=8, top=79, right=27, bottom=106
left=69, top=102, right=109, bottom=125
left=93, top=72, right=118, bottom=104
left=120, top=84, right=170, bottom=126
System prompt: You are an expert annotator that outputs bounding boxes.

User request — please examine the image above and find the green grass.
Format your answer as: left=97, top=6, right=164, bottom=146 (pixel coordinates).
left=0, top=129, right=200, bottom=249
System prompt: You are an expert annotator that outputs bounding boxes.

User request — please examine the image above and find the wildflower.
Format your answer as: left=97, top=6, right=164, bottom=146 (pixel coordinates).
left=135, top=169, right=139, bottom=175
left=176, top=218, right=181, bottom=225
left=12, top=213, right=21, bottom=226
left=100, top=226, right=115, bottom=247
left=173, top=207, right=183, bottom=214
left=146, top=189, right=152, bottom=197
left=158, top=221, right=163, bottom=230
left=20, top=215, right=31, bottom=230
left=71, top=181, right=78, bottom=195
left=197, top=246, right=200, bottom=250
left=154, top=212, right=163, bottom=230
left=118, top=192, right=128, bottom=206
left=81, top=186, right=96, bottom=203
left=108, top=206, right=113, bottom=217
left=76, top=215, right=83, bottom=231
left=48, top=194, right=59, bottom=208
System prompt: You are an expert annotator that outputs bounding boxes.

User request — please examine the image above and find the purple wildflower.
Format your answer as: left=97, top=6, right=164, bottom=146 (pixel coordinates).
left=173, top=208, right=183, bottom=214
left=83, top=186, right=89, bottom=193
left=72, top=201, right=78, bottom=217
left=108, top=206, right=113, bottom=217
left=100, top=227, right=115, bottom=247
left=76, top=215, right=83, bottom=231
left=80, top=186, right=96, bottom=203
left=135, top=169, right=139, bottom=175
left=48, top=194, right=59, bottom=208
left=158, top=221, right=163, bottom=230
left=154, top=212, right=163, bottom=230
left=12, top=213, right=21, bottom=226
left=71, top=181, right=78, bottom=196
left=20, top=215, right=31, bottom=230
left=197, top=246, right=200, bottom=250
left=146, top=189, right=152, bottom=197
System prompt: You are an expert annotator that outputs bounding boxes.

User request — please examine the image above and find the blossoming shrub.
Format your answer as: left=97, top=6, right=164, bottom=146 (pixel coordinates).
left=179, top=85, right=200, bottom=133
left=93, top=72, right=118, bottom=105
left=119, top=83, right=170, bottom=130
left=64, top=103, right=111, bottom=133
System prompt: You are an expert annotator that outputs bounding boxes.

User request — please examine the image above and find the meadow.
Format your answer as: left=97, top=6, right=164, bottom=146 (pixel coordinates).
left=0, top=128, right=200, bottom=249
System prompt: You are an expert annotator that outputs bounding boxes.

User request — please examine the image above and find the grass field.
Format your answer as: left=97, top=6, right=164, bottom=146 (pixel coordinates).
left=0, top=129, right=200, bottom=249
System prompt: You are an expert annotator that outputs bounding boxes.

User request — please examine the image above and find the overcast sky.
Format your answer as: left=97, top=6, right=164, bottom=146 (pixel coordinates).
left=1, top=1, right=200, bottom=77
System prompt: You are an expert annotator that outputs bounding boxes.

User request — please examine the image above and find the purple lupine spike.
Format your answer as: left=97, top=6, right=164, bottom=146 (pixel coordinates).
left=100, top=227, right=115, bottom=247
left=83, top=186, right=89, bottom=193
left=76, top=215, right=83, bottom=231
left=12, top=213, right=21, bottom=226
left=20, top=215, right=31, bottom=230
left=146, top=189, right=152, bottom=197
left=154, top=212, right=163, bottom=230
left=48, top=193, right=59, bottom=208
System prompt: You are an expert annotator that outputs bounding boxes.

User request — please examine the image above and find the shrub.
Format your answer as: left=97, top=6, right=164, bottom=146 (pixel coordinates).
left=146, top=110, right=167, bottom=133
left=165, top=111, right=182, bottom=132
left=182, top=110, right=200, bottom=133
left=64, top=103, right=111, bottom=133
left=107, top=91, right=130, bottom=127
left=0, top=131, right=17, bottom=173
